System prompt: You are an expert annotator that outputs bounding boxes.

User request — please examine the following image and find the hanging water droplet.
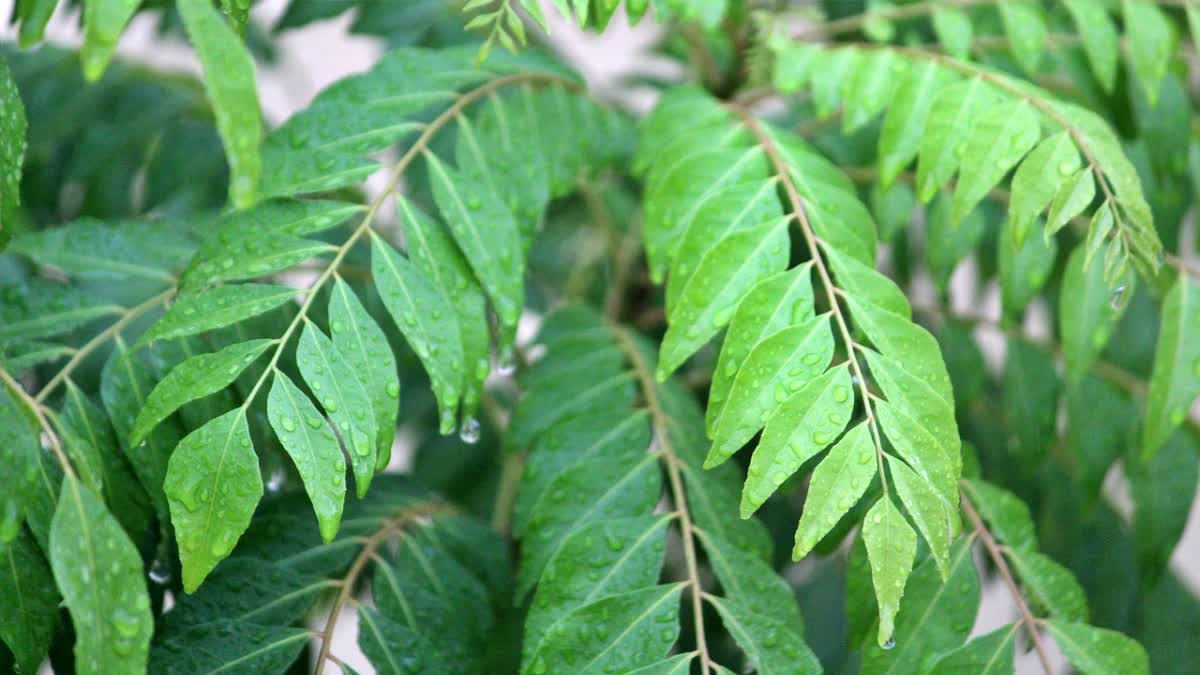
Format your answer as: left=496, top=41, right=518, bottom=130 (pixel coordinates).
left=266, top=467, right=286, bottom=494
left=882, top=638, right=896, bottom=650
left=459, top=417, right=481, bottom=444
left=1109, top=284, right=1126, bottom=310
left=148, top=558, right=171, bottom=585
left=496, top=345, right=517, bottom=376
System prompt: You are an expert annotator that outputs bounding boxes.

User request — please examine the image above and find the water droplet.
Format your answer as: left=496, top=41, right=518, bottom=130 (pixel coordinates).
left=882, top=638, right=896, bottom=650
left=111, top=608, right=141, bottom=639
left=148, top=558, right=171, bottom=585
left=1058, top=160, right=1075, bottom=176
left=331, top=320, right=346, bottom=334
left=280, top=416, right=296, bottom=432
left=496, top=345, right=517, bottom=376
left=306, top=416, right=323, bottom=429
left=266, top=467, right=285, bottom=494
left=459, top=417, right=481, bottom=444
left=833, top=386, right=850, bottom=403
left=1109, top=284, right=1126, bottom=310
left=386, top=381, right=400, bottom=398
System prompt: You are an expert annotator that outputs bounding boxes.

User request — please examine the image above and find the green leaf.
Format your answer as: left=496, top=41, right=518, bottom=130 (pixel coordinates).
left=695, top=528, right=802, bottom=629
left=793, top=423, right=877, bottom=559
left=0, top=280, right=123, bottom=342
left=961, top=479, right=1037, bottom=550
left=296, top=321, right=376, bottom=494
left=626, top=654, right=695, bottom=675
left=659, top=218, right=789, bottom=377
left=917, top=78, right=1000, bottom=202
left=708, top=595, right=821, bottom=674
left=1003, top=338, right=1059, bottom=459
left=523, top=584, right=683, bottom=675
left=924, top=624, right=1016, bottom=674
left=0, top=530, right=57, bottom=674
left=707, top=266, right=814, bottom=436
left=11, top=219, right=195, bottom=282
left=81, top=0, right=140, bottom=80
left=951, top=99, right=1040, bottom=226
left=1009, top=131, right=1080, bottom=244
left=887, top=456, right=951, bottom=579
left=861, top=495, right=917, bottom=648
left=860, top=539, right=979, bottom=674
left=178, top=0, right=262, bottom=207
left=182, top=232, right=333, bottom=290
left=1067, top=376, right=1135, bottom=500
left=1143, top=277, right=1200, bottom=458
left=1046, top=620, right=1150, bottom=675
left=139, top=284, right=296, bottom=347
left=164, top=408, right=263, bottom=592
left=1008, top=548, right=1089, bottom=621
left=399, top=198, right=488, bottom=422
left=370, top=233, right=465, bottom=434
left=998, top=0, right=1046, bottom=74
left=49, top=476, right=153, bottom=674
left=131, top=338, right=274, bottom=447
left=0, top=58, right=26, bottom=237
left=1123, top=0, right=1174, bottom=105
left=523, top=515, right=670, bottom=668
left=58, top=381, right=112, bottom=496
left=707, top=317, right=835, bottom=468
left=329, top=278, right=399, bottom=470
left=843, top=50, right=904, bottom=132
left=1065, top=0, right=1119, bottom=92
left=878, top=60, right=953, bottom=187
left=741, top=364, right=853, bottom=517
left=1060, top=245, right=1131, bottom=383
left=1130, top=432, right=1199, bottom=577
left=0, top=381, right=43, bottom=542
left=1046, top=169, right=1096, bottom=238
left=923, top=193, right=987, bottom=293
left=870, top=181, right=916, bottom=242
left=931, top=8, right=971, bottom=60
left=999, top=216, right=1057, bottom=318
left=426, top=151, right=525, bottom=327
left=101, top=341, right=180, bottom=516
left=267, top=371, right=346, bottom=543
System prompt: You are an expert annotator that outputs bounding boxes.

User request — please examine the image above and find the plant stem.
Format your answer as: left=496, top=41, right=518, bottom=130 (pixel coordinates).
left=732, top=107, right=891, bottom=496
left=0, top=366, right=77, bottom=480
left=491, top=450, right=525, bottom=534
left=610, top=326, right=714, bottom=674
left=35, top=287, right=175, bottom=404
left=961, top=491, right=1054, bottom=674
left=792, top=0, right=997, bottom=40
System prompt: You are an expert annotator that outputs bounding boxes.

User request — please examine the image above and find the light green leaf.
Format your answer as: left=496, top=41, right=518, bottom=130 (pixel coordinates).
left=138, top=284, right=296, bottom=347
left=1142, top=277, right=1200, bottom=458
left=923, top=624, right=1015, bottom=675
left=329, top=278, right=399, bottom=470
left=523, top=585, right=682, bottom=675
left=707, top=266, right=814, bottom=436
left=1009, top=131, right=1080, bottom=244
left=1065, top=0, right=1119, bottom=92
left=267, top=370, right=346, bottom=543
left=164, top=408, right=263, bottom=592
left=658, top=218, right=790, bottom=378
left=741, top=364, right=853, bottom=517
left=871, top=395, right=958, bottom=514
left=131, top=339, right=274, bottom=447
left=1046, top=620, right=1150, bottom=675
left=961, top=479, right=1037, bottom=550
left=58, top=382, right=112, bottom=496
left=810, top=48, right=857, bottom=117
left=793, top=423, right=877, bottom=559
left=1007, top=548, right=1088, bottom=622
left=707, top=316, right=835, bottom=468
left=870, top=181, right=916, bottom=242
left=998, top=0, right=1046, bottom=74
left=822, top=242, right=911, bottom=319
left=1060, top=245, right=1131, bottom=383
left=1123, top=0, right=1174, bottom=105
left=178, top=0, right=262, bottom=207
left=181, top=232, right=333, bottom=290
left=0, top=44, right=25, bottom=239
left=696, top=528, right=803, bottom=628
left=951, top=99, right=1040, bottom=226
left=843, top=50, right=904, bottom=133
left=917, top=78, right=1000, bottom=202
left=708, top=595, right=822, bottom=674
left=425, top=151, right=524, bottom=328
left=1046, top=169, right=1095, bottom=237
left=862, top=495, right=917, bottom=648
left=49, top=476, right=153, bottom=673
left=370, top=233, right=464, bottom=434
left=878, top=60, right=953, bottom=187
left=931, top=8, right=971, bottom=60
left=81, top=0, right=141, bottom=80
left=0, top=529, right=57, bottom=674
left=999, top=216, right=1057, bottom=318
left=887, top=456, right=951, bottom=579
left=296, top=321, right=376, bottom=495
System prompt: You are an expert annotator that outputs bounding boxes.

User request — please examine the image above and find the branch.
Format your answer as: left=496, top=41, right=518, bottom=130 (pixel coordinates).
left=960, top=491, right=1054, bottom=674
left=609, top=325, right=714, bottom=674
left=34, top=287, right=176, bottom=403
left=730, top=107, right=892, bottom=496
left=0, top=366, right=77, bottom=481
left=312, top=502, right=450, bottom=675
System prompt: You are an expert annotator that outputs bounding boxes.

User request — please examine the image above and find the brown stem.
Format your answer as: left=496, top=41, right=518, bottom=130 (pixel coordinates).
left=961, top=492, right=1054, bottom=674
left=610, top=326, right=714, bottom=674
left=730, top=107, right=891, bottom=495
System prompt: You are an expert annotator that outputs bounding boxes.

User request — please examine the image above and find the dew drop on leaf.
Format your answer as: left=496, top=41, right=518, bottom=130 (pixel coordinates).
left=459, top=416, right=481, bottom=444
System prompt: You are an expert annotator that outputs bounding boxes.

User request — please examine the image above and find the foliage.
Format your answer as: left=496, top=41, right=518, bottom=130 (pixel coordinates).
left=1, top=0, right=1199, bottom=673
